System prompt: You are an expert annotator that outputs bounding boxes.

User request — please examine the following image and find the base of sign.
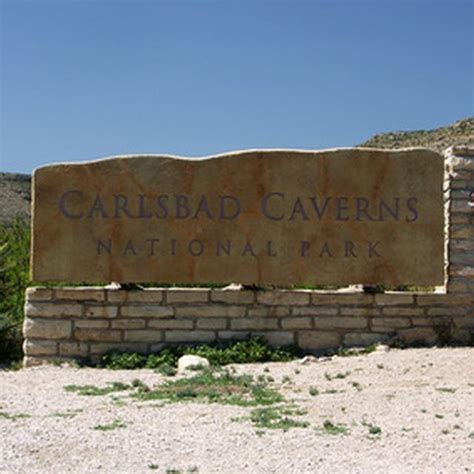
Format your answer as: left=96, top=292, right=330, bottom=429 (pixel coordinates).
left=22, top=286, right=473, bottom=367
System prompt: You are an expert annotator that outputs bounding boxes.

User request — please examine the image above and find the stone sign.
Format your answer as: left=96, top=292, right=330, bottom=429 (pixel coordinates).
left=31, top=149, right=444, bottom=285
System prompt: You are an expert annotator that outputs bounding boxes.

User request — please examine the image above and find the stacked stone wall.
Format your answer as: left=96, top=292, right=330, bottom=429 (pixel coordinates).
left=22, top=147, right=474, bottom=366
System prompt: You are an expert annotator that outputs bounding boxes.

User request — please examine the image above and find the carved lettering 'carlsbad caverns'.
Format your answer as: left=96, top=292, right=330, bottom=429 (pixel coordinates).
left=31, top=149, right=444, bottom=285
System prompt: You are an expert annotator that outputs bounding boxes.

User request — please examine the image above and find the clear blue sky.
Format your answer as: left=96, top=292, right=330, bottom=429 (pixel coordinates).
left=1, top=0, right=472, bottom=174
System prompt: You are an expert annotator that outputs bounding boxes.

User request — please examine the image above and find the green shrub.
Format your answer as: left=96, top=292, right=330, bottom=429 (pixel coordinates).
left=99, top=337, right=302, bottom=370
left=0, top=219, right=30, bottom=363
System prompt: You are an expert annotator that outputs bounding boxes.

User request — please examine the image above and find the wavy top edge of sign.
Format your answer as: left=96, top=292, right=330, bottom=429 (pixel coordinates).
left=33, top=147, right=443, bottom=175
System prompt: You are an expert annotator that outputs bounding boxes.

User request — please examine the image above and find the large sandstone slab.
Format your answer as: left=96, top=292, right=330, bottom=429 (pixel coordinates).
left=31, top=149, right=444, bottom=285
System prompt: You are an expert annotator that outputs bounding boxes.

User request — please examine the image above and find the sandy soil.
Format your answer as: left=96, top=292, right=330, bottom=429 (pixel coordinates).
left=0, top=347, right=473, bottom=474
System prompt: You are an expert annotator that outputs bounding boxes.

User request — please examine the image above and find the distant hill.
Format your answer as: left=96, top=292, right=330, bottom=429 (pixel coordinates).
left=0, top=173, right=31, bottom=226
left=1, top=117, right=473, bottom=225
left=359, top=117, right=474, bottom=152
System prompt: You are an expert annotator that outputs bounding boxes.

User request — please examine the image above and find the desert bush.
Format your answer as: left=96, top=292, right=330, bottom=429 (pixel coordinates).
left=0, top=219, right=30, bottom=363
left=98, top=337, right=302, bottom=370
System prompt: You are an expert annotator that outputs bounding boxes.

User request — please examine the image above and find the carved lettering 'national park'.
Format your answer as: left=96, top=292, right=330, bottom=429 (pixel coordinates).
left=31, top=149, right=444, bottom=286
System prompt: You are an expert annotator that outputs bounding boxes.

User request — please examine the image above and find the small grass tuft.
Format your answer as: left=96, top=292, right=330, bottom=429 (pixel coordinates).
left=0, top=411, right=30, bottom=421
left=436, top=387, right=457, bottom=394
left=64, top=382, right=130, bottom=396
left=132, top=369, right=283, bottom=407
left=249, top=406, right=309, bottom=431
left=309, top=386, right=319, bottom=396
left=93, top=419, right=126, bottom=431
left=322, top=420, right=348, bottom=435
left=365, top=423, right=382, bottom=436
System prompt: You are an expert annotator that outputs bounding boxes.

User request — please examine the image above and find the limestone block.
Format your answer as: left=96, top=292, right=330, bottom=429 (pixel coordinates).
left=252, top=331, right=295, bottom=346
left=343, top=333, right=390, bottom=347
left=312, top=293, right=373, bottom=306
left=25, top=302, right=82, bottom=318
left=257, top=291, right=310, bottom=306
left=107, top=290, right=163, bottom=304
left=297, top=331, right=341, bottom=351
left=84, top=305, right=118, bottom=318
left=23, top=340, right=58, bottom=356
left=450, top=213, right=471, bottom=224
left=247, top=306, right=290, bottom=317
left=450, top=240, right=474, bottom=253
left=166, top=289, right=209, bottom=303
left=374, top=294, right=414, bottom=305
left=371, top=317, right=411, bottom=328
left=89, top=342, right=148, bottom=355
left=230, top=318, right=279, bottom=331
left=453, top=317, right=474, bottom=329
left=340, top=307, right=380, bottom=317
left=120, top=305, right=174, bottom=318
left=217, top=331, right=250, bottom=340
left=123, top=330, right=163, bottom=343
left=397, top=328, right=438, bottom=345
left=280, top=317, right=312, bottom=329
left=23, top=318, right=72, bottom=340
left=74, top=328, right=121, bottom=342
left=292, top=306, right=338, bottom=316
left=175, top=305, right=245, bottom=318
left=111, top=319, right=147, bottom=329
left=59, top=342, right=89, bottom=357
left=26, top=287, right=53, bottom=301
left=74, top=320, right=109, bottom=329
left=23, top=356, right=53, bottom=367
left=449, top=265, right=474, bottom=278
left=164, top=330, right=215, bottom=343
left=382, top=307, right=424, bottom=316
left=416, top=294, right=472, bottom=306
left=451, top=200, right=472, bottom=214
left=447, top=278, right=470, bottom=293
left=148, top=319, right=194, bottom=329
left=314, top=317, right=368, bottom=329
left=55, top=288, right=105, bottom=301
left=196, top=318, right=228, bottom=330
left=210, top=290, right=255, bottom=304
left=427, top=307, right=468, bottom=316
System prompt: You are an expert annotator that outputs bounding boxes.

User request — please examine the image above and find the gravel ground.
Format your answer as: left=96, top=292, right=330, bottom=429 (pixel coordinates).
left=0, top=347, right=473, bottom=474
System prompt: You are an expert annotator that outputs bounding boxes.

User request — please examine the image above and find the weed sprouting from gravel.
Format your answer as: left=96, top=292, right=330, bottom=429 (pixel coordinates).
left=351, top=381, right=363, bottom=391
left=64, top=382, right=130, bottom=396
left=363, top=422, right=382, bottom=436
left=325, top=371, right=351, bottom=381
left=148, top=464, right=159, bottom=470
left=436, top=387, right=457, bottom=394
left=324, top=389, right=344, bottom=394
left=93, top=419, right=126, bottom=431
left=309, top=386, right=319, bottom=396
left=131, top=369, right=283, bottom=407
left=0, top=411, right=30, bottom=421
left=321, top=420, right=348, bottom=435
left=435, top=414, right=444, bottom=419
left=50, top=410, right=80, bottom=418
left=249, top=406, right=309, bottom=431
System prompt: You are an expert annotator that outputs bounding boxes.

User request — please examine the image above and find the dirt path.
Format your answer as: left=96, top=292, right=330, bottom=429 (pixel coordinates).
left=0, top=347, right=473, bottom=473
